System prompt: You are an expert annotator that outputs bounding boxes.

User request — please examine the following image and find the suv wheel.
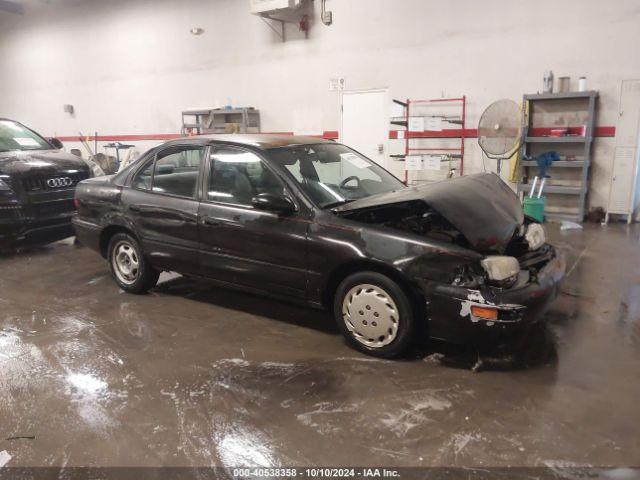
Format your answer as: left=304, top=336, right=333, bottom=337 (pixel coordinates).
left=107, top=232, right=159, bottom=294
left=334, top=271, right=415, bottom=358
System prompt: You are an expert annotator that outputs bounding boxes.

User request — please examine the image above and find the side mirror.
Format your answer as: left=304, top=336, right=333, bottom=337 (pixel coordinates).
left=251, top=192, right=296, bottom=215
left=48, top=137, right=64, bottom=149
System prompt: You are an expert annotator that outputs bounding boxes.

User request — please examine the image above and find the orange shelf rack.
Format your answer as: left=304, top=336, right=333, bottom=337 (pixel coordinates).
left=390, top=96, right=467, bottom=183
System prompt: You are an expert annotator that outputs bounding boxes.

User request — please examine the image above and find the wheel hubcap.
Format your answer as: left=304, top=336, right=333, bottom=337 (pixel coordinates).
left=342, top=283, right=399, bottom=348
left=112, top=241, right=140, bottom=285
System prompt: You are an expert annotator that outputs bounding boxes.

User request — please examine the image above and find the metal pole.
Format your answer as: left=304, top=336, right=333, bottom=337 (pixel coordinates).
left=404, top=99, right=410, bottom=184
left=460, top=95, right=466, bottom=176
left=530, top=176, right=538, bottom=198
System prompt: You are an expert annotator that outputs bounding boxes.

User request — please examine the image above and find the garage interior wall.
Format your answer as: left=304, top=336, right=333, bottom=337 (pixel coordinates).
left=1, top=0, right=639, bottom=212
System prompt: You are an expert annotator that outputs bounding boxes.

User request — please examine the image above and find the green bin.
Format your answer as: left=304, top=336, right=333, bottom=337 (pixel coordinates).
left=523, top=196, right=545, bottom=222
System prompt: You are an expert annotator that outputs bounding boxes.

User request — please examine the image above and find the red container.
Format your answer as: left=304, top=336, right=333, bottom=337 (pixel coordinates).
left=550, top=128, right=568, bottom=137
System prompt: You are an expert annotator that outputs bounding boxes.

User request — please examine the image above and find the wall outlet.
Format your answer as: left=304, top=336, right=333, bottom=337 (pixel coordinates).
left=329, top=77, right=345, bottom=91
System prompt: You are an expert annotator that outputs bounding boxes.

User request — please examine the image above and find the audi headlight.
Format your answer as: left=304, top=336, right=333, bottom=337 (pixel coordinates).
left=480, top=256, right=520, bottom=288
left=525, top=223, right=546, bottom=251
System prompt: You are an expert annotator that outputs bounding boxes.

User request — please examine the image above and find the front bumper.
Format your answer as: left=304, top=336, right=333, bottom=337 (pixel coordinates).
left=0, top=202, right=76, bottom=249
left=421, top=246, right=566, bottom=346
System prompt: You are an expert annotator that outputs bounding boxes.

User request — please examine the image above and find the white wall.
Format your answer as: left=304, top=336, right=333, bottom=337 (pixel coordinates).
left=1, top=0, right=639, bottom=210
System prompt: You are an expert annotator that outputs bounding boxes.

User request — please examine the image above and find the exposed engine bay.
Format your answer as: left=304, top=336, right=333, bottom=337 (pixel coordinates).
left=333, top=173, right=525, bottom=253
left=336, top=200, right=471, bottom=248
left=337, top=198, right=555, bottom=291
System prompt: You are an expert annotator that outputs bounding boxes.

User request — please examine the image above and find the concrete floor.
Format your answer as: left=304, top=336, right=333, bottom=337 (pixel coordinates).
left=0, top=223, right=639, bottom=469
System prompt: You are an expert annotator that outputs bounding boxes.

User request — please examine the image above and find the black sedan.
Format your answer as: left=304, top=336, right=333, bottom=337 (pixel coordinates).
left=73, top=135, right=565, bottom=358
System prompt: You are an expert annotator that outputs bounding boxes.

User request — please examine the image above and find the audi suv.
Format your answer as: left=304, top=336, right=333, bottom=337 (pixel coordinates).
left=0, top=118, right=91, bottom=250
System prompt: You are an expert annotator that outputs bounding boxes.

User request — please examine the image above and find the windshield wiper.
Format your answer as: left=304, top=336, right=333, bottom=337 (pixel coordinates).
left=322, top=199, right=354, bottom=210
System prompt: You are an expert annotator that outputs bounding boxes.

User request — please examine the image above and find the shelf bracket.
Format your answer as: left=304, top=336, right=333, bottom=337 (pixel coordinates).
left=260, top=15, right=285, bottom=42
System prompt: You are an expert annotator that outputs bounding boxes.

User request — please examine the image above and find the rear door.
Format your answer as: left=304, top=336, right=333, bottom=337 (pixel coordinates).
left=197, top=145, right=309, bottom=297
left=122, top=144, right=205, bottom=274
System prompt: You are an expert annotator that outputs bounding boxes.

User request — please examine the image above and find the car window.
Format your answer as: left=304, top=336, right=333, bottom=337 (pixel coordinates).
left=132, top=161, right=153, bottom=190
left=268, top=143, right=404, bottom=208
left=283, top=161, right=303, bottom=182
left=208, top=147, right=285, bottom=206
left=131, top=146, right=204, bottom=198
left=152, top=147, right=203, bottom=198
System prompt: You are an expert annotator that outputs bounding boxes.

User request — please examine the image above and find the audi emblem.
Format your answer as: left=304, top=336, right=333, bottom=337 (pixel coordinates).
left=46, top=177, right=74, bottom=188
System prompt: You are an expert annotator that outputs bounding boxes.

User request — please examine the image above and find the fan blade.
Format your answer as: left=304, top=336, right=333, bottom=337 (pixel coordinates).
left=477, top=99, right=522, bottom=156
left=0, top=0, right=24, bottom=14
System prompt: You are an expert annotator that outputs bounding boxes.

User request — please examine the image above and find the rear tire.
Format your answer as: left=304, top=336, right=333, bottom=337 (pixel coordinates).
left=334, top=271, right=415, bottom=358
left=107, top=232, right=159, bottom=294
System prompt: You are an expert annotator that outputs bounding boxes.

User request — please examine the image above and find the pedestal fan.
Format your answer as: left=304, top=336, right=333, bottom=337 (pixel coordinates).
left=477, top=99, right=523, bottom=174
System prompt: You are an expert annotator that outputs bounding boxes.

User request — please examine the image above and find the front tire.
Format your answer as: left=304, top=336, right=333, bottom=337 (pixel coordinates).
left=334, top=271, right=415, bottom=358
left=107, top=232, right=159, bottom=294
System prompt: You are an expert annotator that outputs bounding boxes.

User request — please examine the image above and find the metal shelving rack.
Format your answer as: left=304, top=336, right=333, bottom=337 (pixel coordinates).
left=390, top=96, right=466, bottom=184
left=516, top=91, right=598, bottom=222
left=181, top=109, right=211, bottom=135
left=181, top=107, right=261, bottom=135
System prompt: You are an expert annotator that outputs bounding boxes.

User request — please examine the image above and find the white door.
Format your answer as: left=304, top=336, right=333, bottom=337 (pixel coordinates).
left=340, top=89, right=391, bottom=173
left=609, top=147, right=637, bottom=213
left=617, top=80, right=640, bottom=147
left=607, top=80, right=640, bottom=219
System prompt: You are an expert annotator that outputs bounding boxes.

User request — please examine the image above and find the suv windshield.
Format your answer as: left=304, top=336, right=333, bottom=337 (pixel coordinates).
left=268, top=143, right=405, bottom=208
left=0, top=120, right=52, bottom=152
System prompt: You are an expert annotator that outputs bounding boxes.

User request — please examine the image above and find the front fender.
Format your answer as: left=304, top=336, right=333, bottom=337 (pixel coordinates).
left=308, top=216, right=482, bottom=305
left=358, top=227, right=482, bottom=281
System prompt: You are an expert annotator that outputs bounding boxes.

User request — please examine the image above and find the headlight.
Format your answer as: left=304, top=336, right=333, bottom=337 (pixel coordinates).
left=525, top=223, right=546, bottom=250
left=480, top=256, right=520, bottom=287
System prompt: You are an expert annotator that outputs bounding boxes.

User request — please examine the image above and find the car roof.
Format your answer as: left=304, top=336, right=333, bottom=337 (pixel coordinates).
left=164, top=134, right=335, bottom=150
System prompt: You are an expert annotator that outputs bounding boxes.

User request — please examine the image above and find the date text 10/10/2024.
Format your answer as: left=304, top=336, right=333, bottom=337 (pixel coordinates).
left=232, top=468, right=401, bottom=478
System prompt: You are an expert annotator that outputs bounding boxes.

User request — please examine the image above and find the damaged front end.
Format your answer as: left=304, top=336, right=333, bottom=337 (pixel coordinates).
left=335, top=173, right=565, bottom=346
left=424, top=235, right=565, bottom=345
left=424, top=218, right=565, bottom=345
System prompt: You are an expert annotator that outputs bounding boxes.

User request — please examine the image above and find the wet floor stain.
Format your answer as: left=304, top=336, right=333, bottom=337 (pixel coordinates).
left=1, top=226, right=640, bottom=468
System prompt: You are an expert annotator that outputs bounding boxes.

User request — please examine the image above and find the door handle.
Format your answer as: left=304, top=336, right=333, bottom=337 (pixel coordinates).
left=129, top=205, right=142, bottom=213
left=202, top=217, right=221, bottom=226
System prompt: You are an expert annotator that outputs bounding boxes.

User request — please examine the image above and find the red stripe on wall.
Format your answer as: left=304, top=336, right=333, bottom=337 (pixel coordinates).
left=389, top=128, right=478, bottom=139
left=56, top=132, right=299, bottom=142
left=595, top=126, right=616, bottom=137
left=57, top=134, right=182, bottom=142
left=390, top=126, right=615, bottom=139
left=56, top=126, right=615, bottom=143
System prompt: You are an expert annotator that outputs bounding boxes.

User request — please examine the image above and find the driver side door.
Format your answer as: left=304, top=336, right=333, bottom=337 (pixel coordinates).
left=197, top=145, right=309, bottom=298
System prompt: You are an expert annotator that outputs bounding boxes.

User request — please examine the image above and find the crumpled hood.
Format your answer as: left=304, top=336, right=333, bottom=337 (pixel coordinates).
left=0, top=149, right=89, bottom=176
left=335, top=173, right=524, bottom=253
